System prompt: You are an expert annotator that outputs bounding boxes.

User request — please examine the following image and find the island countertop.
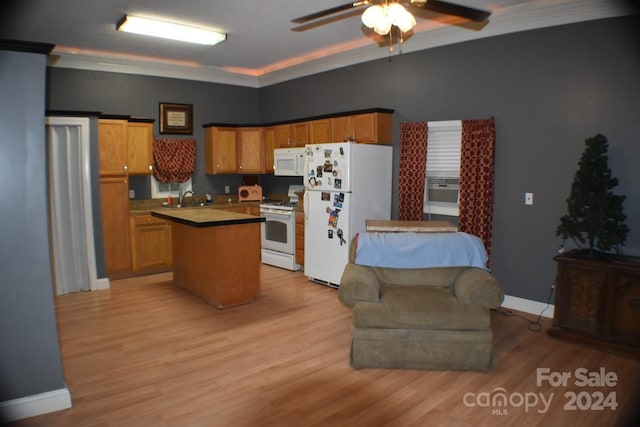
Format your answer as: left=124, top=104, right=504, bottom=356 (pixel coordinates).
left=152, top=207, right=264, bottom=228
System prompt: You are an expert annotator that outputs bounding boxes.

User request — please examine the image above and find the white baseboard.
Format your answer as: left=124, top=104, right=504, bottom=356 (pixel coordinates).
left=0, top=387, right=72, bottom=422
left=94, top=277, right=110, bottom=290
left=502, top=294, right=555, bottom=319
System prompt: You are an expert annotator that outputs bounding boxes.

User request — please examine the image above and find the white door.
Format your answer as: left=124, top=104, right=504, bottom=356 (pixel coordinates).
left=46, top=117, right=99, bottom=295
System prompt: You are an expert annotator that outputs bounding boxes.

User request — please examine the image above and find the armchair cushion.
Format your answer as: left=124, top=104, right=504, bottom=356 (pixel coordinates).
left=338, top=264, right=381, bottom=307
left=353, top=286, right=490, bottom=330
left=453, top=267, right=504, bottom=309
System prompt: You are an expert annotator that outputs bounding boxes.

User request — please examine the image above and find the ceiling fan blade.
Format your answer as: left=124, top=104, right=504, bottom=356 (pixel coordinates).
left=291, top=1, right=368, bottom=24
left=292, top=9, right=364, bottom=32
left=410, top=0, right=491, bottom=22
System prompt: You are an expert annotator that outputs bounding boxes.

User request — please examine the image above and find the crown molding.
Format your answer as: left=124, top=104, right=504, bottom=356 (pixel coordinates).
left=47, top=0, right=633, bottom=88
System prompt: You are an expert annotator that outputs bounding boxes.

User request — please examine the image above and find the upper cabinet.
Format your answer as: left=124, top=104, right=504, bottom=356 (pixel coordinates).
left=312, top=112, right=393, bottom=144
left=331, top=116, right=353, bottom=142
left=264, top=124, right=292, bottom=173
left=203, top=109, right=394, bottom=175
left=99, top=119, right=128, bottom=176
left=205, top=126, right=238, bottom=174
left=127, top=121, right=154, bottom=175
left=237, top=127, right=265, bottom=173
left=99, top=118, right=155, bottom=176
left=353, top=112, right=392, bottom=144
left=291, top=122, right=309, bottom=147
left=309, top=119, right=332, bottom=144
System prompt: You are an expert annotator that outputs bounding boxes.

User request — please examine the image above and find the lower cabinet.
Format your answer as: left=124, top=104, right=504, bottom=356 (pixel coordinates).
left=549, top=251, right=640, bottom=359
left=100, top=176, right=132, bottom=275
left=130, top=214, right=172, bottom=272
left=295, top=211, right=304, bottom=266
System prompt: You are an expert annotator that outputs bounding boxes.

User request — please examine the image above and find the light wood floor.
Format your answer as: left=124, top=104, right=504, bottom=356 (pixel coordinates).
left=10, top=265, right=640, bottom=426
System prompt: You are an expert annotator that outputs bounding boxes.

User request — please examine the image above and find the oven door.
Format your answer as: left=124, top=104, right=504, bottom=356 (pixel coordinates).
left=260, top=208, right=295, bottom=254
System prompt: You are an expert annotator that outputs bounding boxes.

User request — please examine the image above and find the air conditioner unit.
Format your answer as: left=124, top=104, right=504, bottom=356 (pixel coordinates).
left=424, top=177, right=460, bottom=216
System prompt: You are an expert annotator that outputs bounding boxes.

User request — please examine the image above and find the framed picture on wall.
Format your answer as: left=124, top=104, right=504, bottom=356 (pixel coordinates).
left=159, top=103, right=193, bottom=134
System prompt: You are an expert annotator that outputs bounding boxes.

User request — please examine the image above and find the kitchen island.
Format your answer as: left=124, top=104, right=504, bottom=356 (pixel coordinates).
left=152, top=207, right=264, bottom=309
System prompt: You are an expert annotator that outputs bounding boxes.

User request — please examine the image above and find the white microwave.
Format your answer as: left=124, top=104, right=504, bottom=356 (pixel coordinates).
left=274, top=147, right=305, bottom=176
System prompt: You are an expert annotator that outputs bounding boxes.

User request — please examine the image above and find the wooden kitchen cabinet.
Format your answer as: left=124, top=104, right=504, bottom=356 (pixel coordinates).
left=100, top=176, right=132, bottom=275
left=130, top=213, right=172, bottom=272
left=264, top=128, right=277, bottom=174
left=264, top=124, right=292, bottom=173
left=205, top=126, right=265, bottom=174
left=99, top=118, right=132, bottom=276
left=309, top=119, right=333, bottom=143
left=291, top=122, right=309, bottom=147
left=238, top=127, right=265, bottom=173
left=99, top=119, right=128, bottom=175
left=548, top=251, right=640, bottom=359
left=205, top=126, right=238, bottom=174
left=295, top=210, right=304, bottom=266
left=331, top=116, right=354, bottom=142
left=352, top=112, right=393, bottom=144
left=127, top=120, right=154, bottom=175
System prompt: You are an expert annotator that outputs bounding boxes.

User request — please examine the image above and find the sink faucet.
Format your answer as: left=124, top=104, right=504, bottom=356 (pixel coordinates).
left=179, top=190, right=195, bottom=206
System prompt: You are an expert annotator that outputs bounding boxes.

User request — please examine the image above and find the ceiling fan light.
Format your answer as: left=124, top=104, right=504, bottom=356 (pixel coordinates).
left=396, top=10, right=416, bottom=33
left=373, top=20, right=392, bottom=35
left=387, top=3, right=406, bottom=23
left=361, top=5, right=385, bottom=29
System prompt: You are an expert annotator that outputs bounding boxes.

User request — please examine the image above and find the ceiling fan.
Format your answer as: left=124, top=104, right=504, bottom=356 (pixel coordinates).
left=292, top=0, right=491, bottom=36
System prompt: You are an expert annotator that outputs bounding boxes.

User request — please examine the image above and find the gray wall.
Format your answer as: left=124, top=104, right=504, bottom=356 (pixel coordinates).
left=260, top=16, right=640, bottom=303
left=46, top=69, right=263, bottom=199
left=0, top=50, right=66, bottom=404
left=46, top=16, right=640, bottom=305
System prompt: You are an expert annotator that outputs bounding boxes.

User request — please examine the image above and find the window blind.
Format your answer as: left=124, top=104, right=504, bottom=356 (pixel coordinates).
left=426, top=120, right=462, bottom=177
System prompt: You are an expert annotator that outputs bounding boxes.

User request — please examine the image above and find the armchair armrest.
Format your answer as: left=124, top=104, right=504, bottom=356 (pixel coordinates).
left=452, top=268, right=504, bottom=309
left=338, top=263, right=381, bottom=307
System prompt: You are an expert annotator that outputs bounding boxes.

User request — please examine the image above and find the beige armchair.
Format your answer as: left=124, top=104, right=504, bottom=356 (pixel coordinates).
left=339, top=239, right=504, bottom=372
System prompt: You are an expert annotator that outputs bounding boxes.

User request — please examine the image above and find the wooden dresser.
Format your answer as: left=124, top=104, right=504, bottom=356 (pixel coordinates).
left=548, top=250, right=640, bottom=359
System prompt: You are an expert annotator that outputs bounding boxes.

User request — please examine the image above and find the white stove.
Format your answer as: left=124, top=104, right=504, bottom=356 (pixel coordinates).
left=259, top=185, right=304, bottom=271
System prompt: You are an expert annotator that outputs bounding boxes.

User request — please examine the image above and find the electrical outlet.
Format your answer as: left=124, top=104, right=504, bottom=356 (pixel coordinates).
left=525, top=192, right=533, bottom=205
left=225, top=185, right=230, bottom=194
left=129, top=189, right=135, bottom=199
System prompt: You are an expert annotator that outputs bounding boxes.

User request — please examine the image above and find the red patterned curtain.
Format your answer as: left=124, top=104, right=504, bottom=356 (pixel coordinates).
left=459, top=118, right=496, bottom=265
left=153, top=138, right=196, bottom=183
left=398, top=122, right=428, bottom=221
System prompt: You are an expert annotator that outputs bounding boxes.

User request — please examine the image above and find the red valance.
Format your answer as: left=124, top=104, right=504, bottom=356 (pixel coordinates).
left=152, top=138, right=196, bottom=183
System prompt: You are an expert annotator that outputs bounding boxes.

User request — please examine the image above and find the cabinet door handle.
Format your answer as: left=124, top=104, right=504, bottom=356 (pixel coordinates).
left=124, top=165, right=128, bottom=171
left=148, top=165, right=153, bottom=171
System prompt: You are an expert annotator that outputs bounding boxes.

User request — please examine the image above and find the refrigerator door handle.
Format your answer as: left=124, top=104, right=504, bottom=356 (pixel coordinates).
left=304, top=191, right=309, bottom=220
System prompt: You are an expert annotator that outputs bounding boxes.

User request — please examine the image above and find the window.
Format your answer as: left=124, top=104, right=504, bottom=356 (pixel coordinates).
left=423, top=120, right=462, bottom=216
left=150, top=176, right=192, bottom=199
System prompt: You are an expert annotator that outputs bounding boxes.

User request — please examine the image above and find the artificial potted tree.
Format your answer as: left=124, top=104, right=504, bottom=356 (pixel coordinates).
left=556, top=133, right=629, bottom=256
left=549, top=134, right=639, bottom=358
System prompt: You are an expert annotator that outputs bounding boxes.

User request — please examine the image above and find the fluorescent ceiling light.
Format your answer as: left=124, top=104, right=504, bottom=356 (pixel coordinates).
left=117, top=15, right=226, bottom=46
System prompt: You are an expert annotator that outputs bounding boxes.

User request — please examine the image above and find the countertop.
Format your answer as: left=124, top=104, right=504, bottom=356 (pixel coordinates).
left=151, top=207, right=264, bottom=228
left=130, top=198, right=259, bottom=214
left=129, top=195, right=289, bottom=214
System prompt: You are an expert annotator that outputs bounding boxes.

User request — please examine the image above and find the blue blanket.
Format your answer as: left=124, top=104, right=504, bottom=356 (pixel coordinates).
left=355, top=232, right=488, bottom=270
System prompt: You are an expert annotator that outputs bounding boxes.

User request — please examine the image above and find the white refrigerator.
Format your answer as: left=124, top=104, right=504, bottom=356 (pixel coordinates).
left=303, top=142, right=392, bottom=287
